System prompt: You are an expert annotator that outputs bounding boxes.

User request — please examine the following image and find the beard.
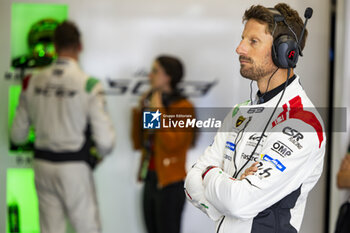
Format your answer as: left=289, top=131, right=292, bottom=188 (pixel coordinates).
left=239, top=55, right=276, bottom=81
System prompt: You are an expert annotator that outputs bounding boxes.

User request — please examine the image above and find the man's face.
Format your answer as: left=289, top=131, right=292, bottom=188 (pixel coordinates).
left=236, top=19, right=277, bottom=81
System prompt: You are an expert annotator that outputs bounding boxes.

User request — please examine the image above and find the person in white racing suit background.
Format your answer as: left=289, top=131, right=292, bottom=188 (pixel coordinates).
left=184, top=3, right=326, bottom=233
left=10, top=21, right=115, bottom=233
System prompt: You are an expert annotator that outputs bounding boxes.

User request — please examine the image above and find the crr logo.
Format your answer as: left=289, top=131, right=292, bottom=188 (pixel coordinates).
left=282, top=127, right=304, bottom=141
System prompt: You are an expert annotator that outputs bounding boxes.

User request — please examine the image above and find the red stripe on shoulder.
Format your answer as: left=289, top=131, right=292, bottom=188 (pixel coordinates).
left=288, top=96, right=324, bottom=148
left=272, top=95, right=324, bottom=148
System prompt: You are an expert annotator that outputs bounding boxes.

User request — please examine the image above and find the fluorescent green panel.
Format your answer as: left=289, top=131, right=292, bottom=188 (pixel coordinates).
left=11, top=3, right=69, bottom=59
left=7, top=169, right=40, bottom=233
left=8, top=85, right=35, bottom=152
left=8, top=85, right=21, bottom=131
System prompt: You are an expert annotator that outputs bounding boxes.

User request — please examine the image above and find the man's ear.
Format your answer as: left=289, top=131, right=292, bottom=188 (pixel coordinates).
left=77, top=43, right=83, bottom=53
left=54, top=44, right=60, bottom=54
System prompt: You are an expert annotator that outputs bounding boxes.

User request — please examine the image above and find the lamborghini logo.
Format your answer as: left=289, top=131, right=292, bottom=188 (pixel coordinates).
left=236, top=116, right=246, bottom=127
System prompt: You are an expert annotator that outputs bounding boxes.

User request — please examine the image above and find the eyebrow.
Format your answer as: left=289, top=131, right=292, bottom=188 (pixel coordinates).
left=241, top=35, right=262, bottom=41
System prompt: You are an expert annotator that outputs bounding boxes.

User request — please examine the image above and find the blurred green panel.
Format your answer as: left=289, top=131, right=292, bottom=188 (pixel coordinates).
left=7, top=168, right=40, bottom=233
left=11, top=3, right=68, bottom=59
left=8, top=85, right=21, bottom=131
left=8, top=85, right=35, bottom=152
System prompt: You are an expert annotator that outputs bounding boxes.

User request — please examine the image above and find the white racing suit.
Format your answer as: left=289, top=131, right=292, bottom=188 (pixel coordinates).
left=184, top=75, right=326, bottom=233
left=11, top=57, right=115, bottom=233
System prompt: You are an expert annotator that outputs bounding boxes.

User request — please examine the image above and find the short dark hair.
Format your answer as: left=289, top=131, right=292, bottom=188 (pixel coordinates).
left=53, top=21, right=81, bottom=51
left=156, top=55, right=184, bottom=90
left=243, top=3, right=308, bottom=51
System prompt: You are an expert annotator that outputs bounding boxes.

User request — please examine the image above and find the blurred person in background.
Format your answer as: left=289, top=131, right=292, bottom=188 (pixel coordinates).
left=10, top=21, right=115, bottom=233
left=337, top=146, right=350, bottom=188
left=131, top=55, right=195, bottom=233
left=335, top=146, right=350, bottom=233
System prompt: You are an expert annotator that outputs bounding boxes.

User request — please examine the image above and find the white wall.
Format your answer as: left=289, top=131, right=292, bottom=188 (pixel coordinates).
left=0, top=0, right=12, bottom=230
left=0, top=0, right=331, bottom=233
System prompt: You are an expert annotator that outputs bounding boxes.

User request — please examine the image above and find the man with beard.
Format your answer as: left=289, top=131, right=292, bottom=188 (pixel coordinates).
left=184, top=3, right=326, bottom=233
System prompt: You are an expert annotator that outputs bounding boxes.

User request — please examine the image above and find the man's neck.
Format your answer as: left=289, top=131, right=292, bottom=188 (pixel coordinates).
left=257, top=68, right=294, bottom=94
left=57, top=51, right=79, bottom=61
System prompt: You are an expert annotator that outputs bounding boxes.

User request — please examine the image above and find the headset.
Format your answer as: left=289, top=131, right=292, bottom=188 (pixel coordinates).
left=270, top=7, right=313, bottom=68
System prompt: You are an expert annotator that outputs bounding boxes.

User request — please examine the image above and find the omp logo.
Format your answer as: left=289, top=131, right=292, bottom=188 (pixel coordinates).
left=143, top=110, right=161, bottom=129
left=271, top=141, right=293, bottom=158
left=225, top=141, right=236, bottom=152
left=261, top=154, right=286, bottom=172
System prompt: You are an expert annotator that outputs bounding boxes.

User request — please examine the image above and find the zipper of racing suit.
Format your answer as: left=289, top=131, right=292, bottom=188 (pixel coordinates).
left=216, top=216, right=225, bottom=233
left=232, top=117, right=252, bottom=179
left=216, top=117, right=251, bottom=233
left=235, top=68, right=291, bottom=178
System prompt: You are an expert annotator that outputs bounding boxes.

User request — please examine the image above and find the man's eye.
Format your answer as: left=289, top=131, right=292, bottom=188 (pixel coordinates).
left=251, top=39, right=258, bottom=44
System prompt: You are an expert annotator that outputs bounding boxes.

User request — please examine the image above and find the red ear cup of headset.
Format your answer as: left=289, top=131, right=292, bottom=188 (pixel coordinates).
left=272, top=34, right=299, bottom=69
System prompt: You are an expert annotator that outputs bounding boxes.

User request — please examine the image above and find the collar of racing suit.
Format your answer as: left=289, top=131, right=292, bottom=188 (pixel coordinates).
left=256, top=74, right=297, bottom=104
left=55, top=56, right=79, bottom=66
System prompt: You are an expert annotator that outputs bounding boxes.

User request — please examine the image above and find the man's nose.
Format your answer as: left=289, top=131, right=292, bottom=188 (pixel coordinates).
left=236, top=40, right=247, bottom=56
